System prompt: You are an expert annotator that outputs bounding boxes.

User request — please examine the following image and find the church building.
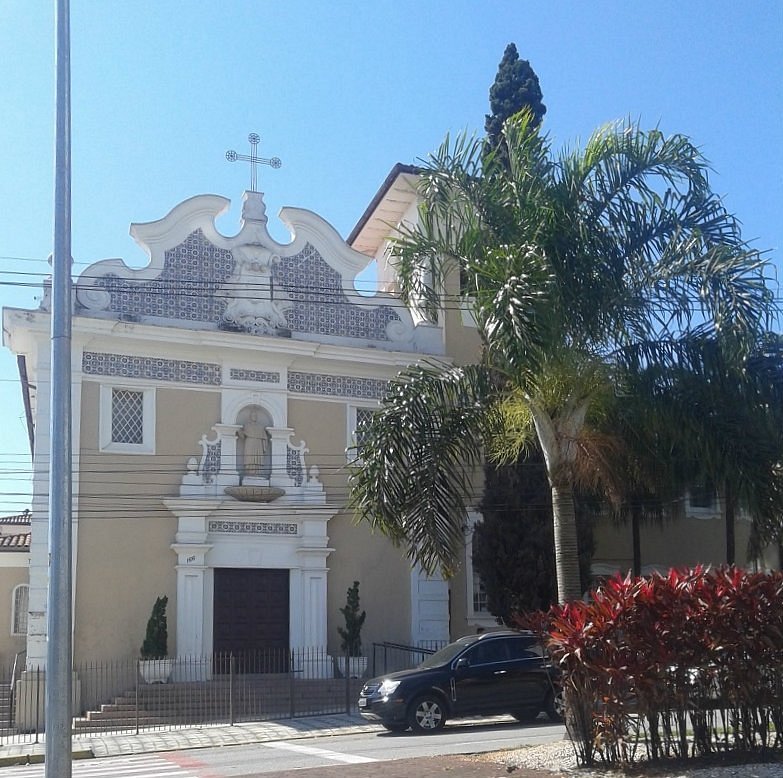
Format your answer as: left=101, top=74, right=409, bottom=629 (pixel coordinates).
left=1, top=149, right=771, bottom=689
left=2, top=156, right=483, bottom=679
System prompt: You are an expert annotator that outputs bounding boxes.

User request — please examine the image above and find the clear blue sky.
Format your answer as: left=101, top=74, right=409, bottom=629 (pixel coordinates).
left=0, top=1, right=781, bottom=512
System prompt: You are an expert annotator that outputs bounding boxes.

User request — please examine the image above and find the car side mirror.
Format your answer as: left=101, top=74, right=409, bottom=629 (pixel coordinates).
left=456, top=657, right=470, bottom=670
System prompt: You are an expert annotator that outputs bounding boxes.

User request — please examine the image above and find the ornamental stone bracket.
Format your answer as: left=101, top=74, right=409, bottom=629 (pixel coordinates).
left=179, top=422, right=325, bottom=505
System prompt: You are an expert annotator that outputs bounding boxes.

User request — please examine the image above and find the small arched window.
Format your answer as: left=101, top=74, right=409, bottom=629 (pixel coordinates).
left=12, top=584, right=29, bottom=636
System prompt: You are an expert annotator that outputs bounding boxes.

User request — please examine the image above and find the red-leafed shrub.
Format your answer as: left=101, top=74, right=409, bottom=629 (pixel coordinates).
left=519, top=567, right=783, bottom=767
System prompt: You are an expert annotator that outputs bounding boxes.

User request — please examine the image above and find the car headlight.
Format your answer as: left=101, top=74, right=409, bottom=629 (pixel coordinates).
left=379, top=679, right=401, bottom=696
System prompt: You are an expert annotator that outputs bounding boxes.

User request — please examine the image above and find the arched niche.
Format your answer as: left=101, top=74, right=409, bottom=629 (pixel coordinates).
left=235, top=404, right=273, bottom=481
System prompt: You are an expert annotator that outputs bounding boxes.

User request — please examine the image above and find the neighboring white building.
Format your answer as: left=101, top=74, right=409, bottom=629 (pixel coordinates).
left=0, top=510, right=31, bottom=664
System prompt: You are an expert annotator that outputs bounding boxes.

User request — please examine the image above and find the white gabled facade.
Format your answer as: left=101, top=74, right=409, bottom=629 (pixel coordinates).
left=3, top=182, right=464, bottom=672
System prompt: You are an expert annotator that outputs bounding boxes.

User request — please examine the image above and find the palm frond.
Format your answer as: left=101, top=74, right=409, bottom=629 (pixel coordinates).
left=364, top=115, right=779, bottom=597
left=348, top=362, right=497, bottom=576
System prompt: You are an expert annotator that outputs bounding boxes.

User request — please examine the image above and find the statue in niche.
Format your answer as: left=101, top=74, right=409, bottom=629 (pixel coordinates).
left=237, top=410, right=269, bottom=478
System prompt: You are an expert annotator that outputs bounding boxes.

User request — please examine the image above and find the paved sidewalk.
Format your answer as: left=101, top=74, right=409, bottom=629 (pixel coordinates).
left=0, top=713, right=383, bottom=766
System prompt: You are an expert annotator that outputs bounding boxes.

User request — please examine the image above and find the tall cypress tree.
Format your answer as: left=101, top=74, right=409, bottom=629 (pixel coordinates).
left=474, top=46, right=558, bottom=618
left=485, top=43, right=546, bottom=158
left=474, top=452, right=595, bottom=622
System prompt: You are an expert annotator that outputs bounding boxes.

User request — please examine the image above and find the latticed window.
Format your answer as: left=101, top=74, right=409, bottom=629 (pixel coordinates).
left=689, top=482, right=716, bottom=510
left=111, top=389, right=144, bottom=444
left=354, top=407, right=376, bottom=449
left=12, top=584, right=28, bottom=635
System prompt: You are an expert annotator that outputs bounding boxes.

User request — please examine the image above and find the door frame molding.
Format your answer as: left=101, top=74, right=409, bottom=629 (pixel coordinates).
left=166, top=498, right=337, bottom=656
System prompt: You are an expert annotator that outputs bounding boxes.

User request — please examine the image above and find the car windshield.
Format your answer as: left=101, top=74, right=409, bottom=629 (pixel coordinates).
left=417, top=640, right=475, bottom=669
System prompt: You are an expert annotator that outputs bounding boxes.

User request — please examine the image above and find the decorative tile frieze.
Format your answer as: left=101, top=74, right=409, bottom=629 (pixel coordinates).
left=82, top=229, right=408, bottom=344
left=83, top=351, right=221, bottom=385
left=93, top=230, right=234, bottom=323
left=287, top=371, right=387, bottom=400
left=275, top=243, right=402, bottom=340
left=229, top=368, right=281, bottom=384
left=202, top=440, right=221, bottom=483
left=287, top=446, right=304, bottom=488
left=208, top=520, right=298, bottom=536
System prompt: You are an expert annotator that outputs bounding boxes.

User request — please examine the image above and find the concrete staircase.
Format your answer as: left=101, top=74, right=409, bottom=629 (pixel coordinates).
left=73, top=676, right=364, bottom=733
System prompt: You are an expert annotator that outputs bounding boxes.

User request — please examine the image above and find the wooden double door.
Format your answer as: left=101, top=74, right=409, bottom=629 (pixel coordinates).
left=213, top=568, right=290, bottom=673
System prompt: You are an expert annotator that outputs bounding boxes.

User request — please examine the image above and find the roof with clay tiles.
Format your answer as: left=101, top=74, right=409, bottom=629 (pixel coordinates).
left=0, top=509, right=31, bottom=551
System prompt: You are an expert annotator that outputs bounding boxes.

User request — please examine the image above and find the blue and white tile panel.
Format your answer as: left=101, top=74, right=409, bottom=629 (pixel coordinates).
left=89, top=230, right=403, bottom=342
left=287, top=372, right=387, bottom=400
left=94, top=230, right=234, bottom=323
left=229, top=367, right=281, bottom=384
left=208, top=520, right=298, bottom=535
left=287, top=447, right=304, bottom=487
left=82, top=351, right=221, bottom=385
left=83, top=352, right=386, bottom=399
left=276, top=243, right=401, bottom=341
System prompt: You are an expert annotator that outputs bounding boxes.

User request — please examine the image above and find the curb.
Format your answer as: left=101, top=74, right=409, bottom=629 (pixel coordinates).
left=0, top=717, right=377, bottom=765
left=0, top=747, right=94, bottom=766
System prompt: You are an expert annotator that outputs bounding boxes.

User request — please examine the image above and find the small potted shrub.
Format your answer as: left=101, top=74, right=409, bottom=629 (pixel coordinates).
left=139, top=596, right=173, bottom=683
left=337, top=581, right=367, bottom=678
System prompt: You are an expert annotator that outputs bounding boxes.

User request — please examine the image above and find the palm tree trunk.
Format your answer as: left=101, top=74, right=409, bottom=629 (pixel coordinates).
left=631, top=505, right=642, bottom=576
left=724, top=479, right=735, bottom=566
left=550, top=483, right=583, bottom=602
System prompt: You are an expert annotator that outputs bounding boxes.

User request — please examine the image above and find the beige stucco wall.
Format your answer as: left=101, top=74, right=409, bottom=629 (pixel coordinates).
left=442, top=268, right=483, bottom=367
left=326, top=510, right=413, bottom=655
left=287, top=397, right=414, bottom=653
left=75, top=382, right=220, bottom=662
left=287, top=397, right=348, bottom=499
left=447, top=562, right=472, bottom=639
left=0, top=563, right=28, bottom=665
left=592, top=511, right=755, bottom=576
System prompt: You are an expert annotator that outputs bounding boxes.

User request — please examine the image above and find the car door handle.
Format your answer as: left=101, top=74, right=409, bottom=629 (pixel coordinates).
left=493, top=670, right=507, bottom=675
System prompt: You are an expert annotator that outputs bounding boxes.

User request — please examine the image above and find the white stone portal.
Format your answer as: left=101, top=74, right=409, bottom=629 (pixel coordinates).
left=167, top=390, right=336, bottom=678
left=166, top=498, right=337, bottom=661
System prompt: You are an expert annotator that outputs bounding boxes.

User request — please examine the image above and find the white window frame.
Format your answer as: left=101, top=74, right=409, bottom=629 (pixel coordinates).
left=99, top=384, right=156, bottom=454
left=11, top=583, right=28, bottom=636
left=346, top=404, right=378, bottom=463
left=465, top=510, right=498, bottom=629
left=685, top=485, right=720, bottom=519
left=460, top=298, right=478, bottom=328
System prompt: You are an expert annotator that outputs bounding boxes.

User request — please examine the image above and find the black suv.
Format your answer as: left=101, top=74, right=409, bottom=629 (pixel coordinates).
left=358, top=630, right=562, bottom=733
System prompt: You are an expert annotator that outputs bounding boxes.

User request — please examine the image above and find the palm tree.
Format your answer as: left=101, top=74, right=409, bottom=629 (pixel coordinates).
left=586, top=331, right=783, bottom=578
left=628, top=334, right=783, bottom=566
left=349, top=115, right=775, bottom=602
left=592, top=399, right=671, bottom=578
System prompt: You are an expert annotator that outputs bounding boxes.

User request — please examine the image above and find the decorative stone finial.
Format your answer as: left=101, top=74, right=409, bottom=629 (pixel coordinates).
left=241, top=191, right=268, bottom=223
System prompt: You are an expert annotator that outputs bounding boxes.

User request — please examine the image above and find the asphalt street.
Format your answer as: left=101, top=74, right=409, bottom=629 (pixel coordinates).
left=0, top=718, right=566, bottom=777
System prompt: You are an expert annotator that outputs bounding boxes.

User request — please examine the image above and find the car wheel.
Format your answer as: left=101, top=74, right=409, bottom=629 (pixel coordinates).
left=512, top=708, right=539, bottom=723
left=408, top=694, right=447, bottom=733
left=545, top=688, right=565, bottom=722
left=382, top=722, right=409, bottom=733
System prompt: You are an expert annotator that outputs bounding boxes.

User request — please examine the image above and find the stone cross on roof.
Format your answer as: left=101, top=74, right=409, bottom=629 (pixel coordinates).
left=225, top=133, right=282, bottom=192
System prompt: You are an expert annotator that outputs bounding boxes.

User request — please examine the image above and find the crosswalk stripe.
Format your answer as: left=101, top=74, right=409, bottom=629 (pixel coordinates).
left=263, top=740, right=377, bottom=764
left=0, top=754, right=199, bottom=778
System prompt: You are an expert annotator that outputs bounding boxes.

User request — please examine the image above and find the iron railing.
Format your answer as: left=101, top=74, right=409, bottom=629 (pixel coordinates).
left=0, top=647, right=368, bottom=745
left=370, top=640, right=447, bottom=677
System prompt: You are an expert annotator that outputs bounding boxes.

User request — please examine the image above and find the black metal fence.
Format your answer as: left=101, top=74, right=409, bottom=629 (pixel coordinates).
left=370, top=640, right=447, bottom=677
left=0, top=647, right=375, bottom=745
